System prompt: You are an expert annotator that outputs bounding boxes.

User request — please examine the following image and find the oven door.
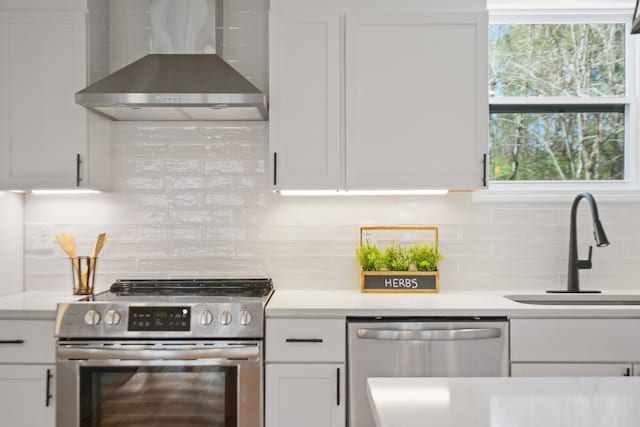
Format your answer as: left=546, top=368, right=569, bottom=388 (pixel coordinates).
left=56, top=341, right=262, bottom=427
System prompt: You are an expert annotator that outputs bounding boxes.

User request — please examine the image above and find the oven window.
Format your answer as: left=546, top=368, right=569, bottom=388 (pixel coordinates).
left=79, top=366, right=237, bottom=426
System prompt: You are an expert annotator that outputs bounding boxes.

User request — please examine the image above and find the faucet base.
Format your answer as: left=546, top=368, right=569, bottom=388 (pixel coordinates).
left=546, top=290, right=602, bottom=294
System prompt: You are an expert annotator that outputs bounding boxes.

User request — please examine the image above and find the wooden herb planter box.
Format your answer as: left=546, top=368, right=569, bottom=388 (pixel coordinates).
left=359, top=226, right=440, bottom=293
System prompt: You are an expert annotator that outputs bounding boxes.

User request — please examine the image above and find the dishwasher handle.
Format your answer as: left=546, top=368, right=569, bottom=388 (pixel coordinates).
left=356, top=327, right=502, bottom=341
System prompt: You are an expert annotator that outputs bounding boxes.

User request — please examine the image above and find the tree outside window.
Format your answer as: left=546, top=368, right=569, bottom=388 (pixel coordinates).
left=489, top=23, right=627, bottom=182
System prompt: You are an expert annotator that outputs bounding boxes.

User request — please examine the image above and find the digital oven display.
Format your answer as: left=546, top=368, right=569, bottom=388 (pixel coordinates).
left=128, top=306, right=191, bottom=332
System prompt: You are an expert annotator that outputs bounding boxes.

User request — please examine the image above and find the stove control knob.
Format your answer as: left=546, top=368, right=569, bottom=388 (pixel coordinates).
left=219, top=309, right=232, bottom=326
left=105, top=310, right=121, bottom=326
left=200, top=310, right=214, bottom=326
left=84, top=310, right=101, bottom=326
left=239, top=309, right=252, bottom=326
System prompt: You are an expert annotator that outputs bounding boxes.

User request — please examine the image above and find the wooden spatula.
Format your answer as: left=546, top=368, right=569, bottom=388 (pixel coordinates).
left=90, top=233, right=107, bottom=258
left=55, top=233, right=77, bottom=259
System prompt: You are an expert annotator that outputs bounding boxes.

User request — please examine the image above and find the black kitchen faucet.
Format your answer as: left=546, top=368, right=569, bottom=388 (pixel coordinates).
left=548, top=192, right=609, bottom=294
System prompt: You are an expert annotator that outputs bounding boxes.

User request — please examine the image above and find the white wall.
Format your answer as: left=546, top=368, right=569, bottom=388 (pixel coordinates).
left=0, top=192, right=23, bottom=295
left=22, top=122, right=637, bottom=294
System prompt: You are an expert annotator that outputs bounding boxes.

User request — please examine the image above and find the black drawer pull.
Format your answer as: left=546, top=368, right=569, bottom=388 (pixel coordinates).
left=76, top=153, right=82, bottom=187
left=285, top=338, right=324, bottom=343
left=273, top=152, right=278, bottom=186
left=336, top=367, right=341, bottom=406
left=45, top=369, right=53, bottom=407
left=482, top=153, right=488, bottom=187
left=0, top=339, right=25, bottom=344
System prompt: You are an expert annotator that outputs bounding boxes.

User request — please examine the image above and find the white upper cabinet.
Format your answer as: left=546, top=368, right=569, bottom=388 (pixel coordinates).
left=269, top=0, right=488, bottom=190
left=0, top=5, right=110, bottom=191
left=269, top=9, right=342, bottom=189
left=345, top=13, right=487, bottom=189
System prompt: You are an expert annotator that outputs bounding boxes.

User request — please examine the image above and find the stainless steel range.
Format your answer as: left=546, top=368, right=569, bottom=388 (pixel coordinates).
left=55, top=278, right=274, bottom=427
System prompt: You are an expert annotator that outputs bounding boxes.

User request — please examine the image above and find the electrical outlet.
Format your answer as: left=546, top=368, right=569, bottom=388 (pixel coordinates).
left=26, top=226, right=53, bottom=253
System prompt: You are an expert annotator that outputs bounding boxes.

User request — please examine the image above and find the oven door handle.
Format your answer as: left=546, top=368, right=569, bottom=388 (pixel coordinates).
left=356, top=327, right=502, bottom=341
left=57, top=345, right=260, bottom=361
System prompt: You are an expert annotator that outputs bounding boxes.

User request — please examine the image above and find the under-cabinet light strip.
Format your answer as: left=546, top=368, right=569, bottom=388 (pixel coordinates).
left=277, top=189, right=449, bottom=196
left=14, top=189, right=102, bottom=195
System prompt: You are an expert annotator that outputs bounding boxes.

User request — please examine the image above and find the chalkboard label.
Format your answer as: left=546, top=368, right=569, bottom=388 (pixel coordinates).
left=362, top=273, right=438, bottom=291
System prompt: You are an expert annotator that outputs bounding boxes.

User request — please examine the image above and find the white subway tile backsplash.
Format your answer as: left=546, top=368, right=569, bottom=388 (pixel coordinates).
left=168, top=242, right=234, bottom=258
left=22, top=121, right=640, bottom=292
left=204, top=226, right=267, bottom=241
left=137, top=194, right=169, bottom=208
left=204, top=194, right=247, bottom=207
left=138, top=259, right=203, bottom=274
left=138, top=225, right=203, bottom=241
left=204, top=159, right=265, bottom=174
left=167, top=176, right=234, bottom=190
left=170, top=209, right=234, bottom=225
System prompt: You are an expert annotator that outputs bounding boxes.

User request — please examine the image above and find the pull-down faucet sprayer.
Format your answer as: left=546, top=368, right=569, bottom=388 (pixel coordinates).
left=548, top=192, right=609, bottom=294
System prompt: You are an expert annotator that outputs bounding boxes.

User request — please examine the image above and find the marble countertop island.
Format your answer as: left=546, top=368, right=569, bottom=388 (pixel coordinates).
left=367, top=377, right=640, bottom=427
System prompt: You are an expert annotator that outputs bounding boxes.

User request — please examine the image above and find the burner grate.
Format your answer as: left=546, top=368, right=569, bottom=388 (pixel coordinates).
left=109, top=278, right=273, bottom=297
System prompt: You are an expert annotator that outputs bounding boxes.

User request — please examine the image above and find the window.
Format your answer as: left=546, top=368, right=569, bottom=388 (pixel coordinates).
left=488, top=13, right=634, bottom=187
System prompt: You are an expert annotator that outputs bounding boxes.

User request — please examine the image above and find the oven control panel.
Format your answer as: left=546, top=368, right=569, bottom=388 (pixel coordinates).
left=56, top=302, right=266, bottom=338
left=128, top=306, right=191, bottom=332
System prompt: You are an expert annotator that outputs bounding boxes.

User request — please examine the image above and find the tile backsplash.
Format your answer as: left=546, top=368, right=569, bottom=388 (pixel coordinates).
left=22, top=122, right=638, bottom=293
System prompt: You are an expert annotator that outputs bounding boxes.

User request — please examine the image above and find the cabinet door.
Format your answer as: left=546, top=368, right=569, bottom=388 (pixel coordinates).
left=511, top=363, right=633, bottom=377
left=266, top=363, right=345, bottom=427
left=0, top=11, right=87, bottom=189
left=0, top=365, right=54, bottom=427
left=510, top=319, right=640, bottom=362
left=345, top=12, right=488, bottom=190
left=269, top=9, right=342, bottom=189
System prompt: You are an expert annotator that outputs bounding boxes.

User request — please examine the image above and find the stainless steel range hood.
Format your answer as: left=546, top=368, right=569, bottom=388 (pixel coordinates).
left=76, top=0, right=268, bottom=121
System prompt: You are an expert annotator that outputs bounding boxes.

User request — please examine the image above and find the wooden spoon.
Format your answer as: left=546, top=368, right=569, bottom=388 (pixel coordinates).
left=56, top=233, right=81, bottom=290
left=80, top=233, right=106, bottom=294
left=90, top=233, right=107, bottom=258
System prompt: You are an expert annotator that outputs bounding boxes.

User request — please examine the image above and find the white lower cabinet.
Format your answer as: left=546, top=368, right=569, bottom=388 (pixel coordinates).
left=265, top=318, right=346, bottom=427
left=510, top=318, right=640, bottom=377
left=0, top=319, right=55, bottom=427
left=511, top=363, right=632, bottom=377
left=266, top=364, right=345, bottom=427
left=0, top=365, right=54, bottom=426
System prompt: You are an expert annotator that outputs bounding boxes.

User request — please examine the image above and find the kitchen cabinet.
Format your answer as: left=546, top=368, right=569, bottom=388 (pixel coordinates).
left=0, top=366, right=54, bottom=427
left=0, top=5, right=110, bottom=191
left=510, top=318, right=640, bottom=377
left=269, top=9, right=342, bottom=189
left=0, top=319, right=55, bottom=427
left=266, top=364, right=345, bottom=427
left=269, top=0, right=488, bottom=190
left=265, top=318, right=346, bottom=427
left=511, top=363, right=632, bottom=377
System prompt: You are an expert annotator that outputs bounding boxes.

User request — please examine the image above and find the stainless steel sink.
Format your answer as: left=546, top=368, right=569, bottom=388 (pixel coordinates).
left=504, top=294, right=640, bottom=306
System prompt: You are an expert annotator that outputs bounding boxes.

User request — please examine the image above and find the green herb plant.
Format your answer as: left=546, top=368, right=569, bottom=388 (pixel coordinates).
left=382, top=242, right=410, bottom=271
left=408, top=243, right=444, bottom=271
left=355, top=242, right=384, bottom=271
left=356, top=242, right=444, bottom=272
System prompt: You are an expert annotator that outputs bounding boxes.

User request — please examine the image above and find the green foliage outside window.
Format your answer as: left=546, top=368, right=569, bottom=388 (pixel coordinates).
left=489, top=23, right=626, bottom=181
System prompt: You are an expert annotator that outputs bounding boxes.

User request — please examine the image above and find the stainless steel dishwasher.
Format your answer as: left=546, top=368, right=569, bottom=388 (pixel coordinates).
left=347, top=317, right=509, bottom=427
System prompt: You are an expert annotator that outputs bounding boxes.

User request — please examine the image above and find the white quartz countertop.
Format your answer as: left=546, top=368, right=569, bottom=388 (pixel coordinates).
left=266, top=289, right=640, bottom=318
left=4, top=288, right=640, bottom=320
left=367, top=377, right=640, bottom=427
left=0, top=291, right=78, bottom=319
